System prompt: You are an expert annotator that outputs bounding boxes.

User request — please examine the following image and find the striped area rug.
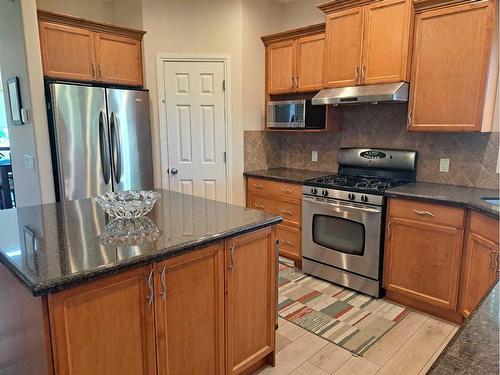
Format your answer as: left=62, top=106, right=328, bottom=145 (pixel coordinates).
left=278, top=263, right=409, bottom=356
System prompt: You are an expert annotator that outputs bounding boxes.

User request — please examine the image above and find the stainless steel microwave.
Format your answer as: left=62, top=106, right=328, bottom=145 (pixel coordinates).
left=267, top=99, right=326, bottom=129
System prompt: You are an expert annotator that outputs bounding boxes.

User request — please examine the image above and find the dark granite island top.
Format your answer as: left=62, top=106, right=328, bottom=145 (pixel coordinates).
left=386, top=182, right=499, bottom=219
left=428, top=282, right=499, bottom=375
left=244, top=167, right=333, bottom=184
left=0, top=189, right=282, bottom=296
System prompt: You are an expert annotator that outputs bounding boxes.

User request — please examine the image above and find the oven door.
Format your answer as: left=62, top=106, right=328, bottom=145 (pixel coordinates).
left=302, top=195, right=383, bottom=280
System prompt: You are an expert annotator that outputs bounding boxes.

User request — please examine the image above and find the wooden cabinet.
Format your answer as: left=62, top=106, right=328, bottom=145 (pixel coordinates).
left=459, top=212, right=499, bottom=317
left=320, top=0, right=412, bottom=88
left=38, top=22, right=97, bottom=82
left=48, top=266, right=156, bottom=375
left=154, top=244, right=225, bottom=375
left=246, top=177, right=303, bottom=267
left=324, top=7, right=364, bottom=88
left=407, top=0, right=496, bottom=131
left=383, top=198, right=465, bottom=323
left=226, top=228, right=277, bottom=375
left=263, top=24, right=325, bottom=94
left=38, top=10, right=145, bottom=86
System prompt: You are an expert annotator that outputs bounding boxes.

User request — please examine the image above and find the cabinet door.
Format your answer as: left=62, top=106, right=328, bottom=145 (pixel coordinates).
left=459, top=232, right=498, bottom=317
left=38, top=21, right=96, bottom=81
left=383, top=218, right=464, bottom=310
left=361, top=0, right=412, bottom=85
left=407, top=0, right=495, bottom=131
left=48, top=266, right=156, bottom=375
left=296, top=34, right=325, bottom=92
left=226, top=228, right=277, bottom=374
left=94, top=33, right=143, bottom=86
left=277, top=224, right=301, bottom=261
left=267, top=40, right=295, bottom=94
left=324, top=7, right=364, bottom=88
left=155, top=244, right=225, bottom=375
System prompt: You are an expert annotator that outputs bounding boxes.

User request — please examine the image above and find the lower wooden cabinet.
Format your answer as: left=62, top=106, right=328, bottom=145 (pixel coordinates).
left=384, top=198, right=499, bottom=323
left=154, top=244, right=225, bottom=374
left=48, top=266, right=156, bottom=374
left=47, top=228, right=277, bottom=375
left=226, top=228, right=277, bottom=375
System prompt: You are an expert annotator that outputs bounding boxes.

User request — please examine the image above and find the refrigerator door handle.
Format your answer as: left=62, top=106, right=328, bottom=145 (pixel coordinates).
left=98, top=111, right=111, bottom=185
left=110, top=112, right=122, bottom=184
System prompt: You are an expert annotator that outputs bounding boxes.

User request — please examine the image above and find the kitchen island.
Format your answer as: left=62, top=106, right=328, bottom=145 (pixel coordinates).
left=0, top=190, right=282, bottom=375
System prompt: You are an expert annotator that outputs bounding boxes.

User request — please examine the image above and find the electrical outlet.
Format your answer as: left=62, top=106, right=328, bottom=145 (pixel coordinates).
left=439, top=158, right=450, bottom=173
left=24, top=154, right=35, bottom=170
left=312, top=151, right=318, bottom=162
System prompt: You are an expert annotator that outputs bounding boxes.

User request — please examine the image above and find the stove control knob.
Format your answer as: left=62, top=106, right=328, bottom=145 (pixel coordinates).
left=322, top=190, right=329, bottom=197
left=311, top=187, right=318, bottom=195
left=361, top=195, right=368, bottom=203
left=348, top=193, right=356, bottom=201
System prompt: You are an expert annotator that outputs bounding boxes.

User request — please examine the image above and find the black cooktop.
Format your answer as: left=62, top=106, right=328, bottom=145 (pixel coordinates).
left=305, top=174, right=410, bottom=193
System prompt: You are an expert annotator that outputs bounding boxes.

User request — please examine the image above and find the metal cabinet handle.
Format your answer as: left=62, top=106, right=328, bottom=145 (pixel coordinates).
left=254, top=184, right=265, bottom=189
left=294, top=76, right=299, bottom=90
left=147, top=268, right=154, bottom=307
left=407, top=111, right=413, bottom=127
left=386, top=221, right=392, bottom=240
left=254, top=204, right=265, bottom=209
left=160, top=266, right=167, bottom=301
left=361, top=65, right=366, bottom=81
left=489, top=250, right=496, bottom=269
left=229, top=244, right=236, bottom=271
left=290, top=77, right=294, bottom=90
left=280, top=209, right=294, bottom=215
left=97, top=64, right=102, bottom=79
left=280, top=239, right=294, bottom=246
left=280, top=187, right=293, bottom=194
left=496, top=253, right=499, bottom=275
left=354, top=66, right=359, bottom=82
left=91, top=64, right=96, bottom=79
left=412, top=209, right=434, bottom=217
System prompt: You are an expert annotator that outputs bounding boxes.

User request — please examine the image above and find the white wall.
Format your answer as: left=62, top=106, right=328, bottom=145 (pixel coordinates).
left=0, top=0, right=42, bottom=207
left=281, top=0, right=324, bottom=30
left=36, top=0, right=113, bottom=23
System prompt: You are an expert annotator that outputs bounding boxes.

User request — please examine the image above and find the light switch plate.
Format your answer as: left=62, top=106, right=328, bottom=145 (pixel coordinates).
left=312, top=151, right=318, bottom=162
left=439, top=158, right=450, bottom=172
left=24, top=154, right=35, bottom=170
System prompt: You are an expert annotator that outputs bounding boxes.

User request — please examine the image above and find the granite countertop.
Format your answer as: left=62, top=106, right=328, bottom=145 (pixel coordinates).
left=386, top=182, right=499, bottom=219
left=428, top=282, right=499, bottom=375
left=0, top=190, right=282, bottom=296
left=243, top=167, right=333, bottom=184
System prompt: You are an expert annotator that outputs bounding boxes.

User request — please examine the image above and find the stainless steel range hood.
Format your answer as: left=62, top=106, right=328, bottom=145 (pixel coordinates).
left=312, top=82, right=409, bottom=106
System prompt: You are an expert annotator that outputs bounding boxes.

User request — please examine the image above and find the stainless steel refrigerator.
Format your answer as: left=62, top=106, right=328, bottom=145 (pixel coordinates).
left=48, top=83, right=154, bottom=201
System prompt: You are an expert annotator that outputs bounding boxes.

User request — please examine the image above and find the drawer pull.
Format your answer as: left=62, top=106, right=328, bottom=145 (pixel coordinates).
left=489, top=250, right=496, bottom=269
left=280, top=187, right=293, bottom=194
left=412, top=209, right=434, bottom=217
left=280, top=209, right=294, bottom=215
left=280, top=239, right=295, bottom=246
left=254, top=204, right=265, bottom=209
left=253, top=184, right=265, bottom=189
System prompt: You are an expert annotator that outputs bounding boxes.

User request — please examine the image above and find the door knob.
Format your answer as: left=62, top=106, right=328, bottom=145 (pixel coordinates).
left=170, top=168, right=178, bottom=175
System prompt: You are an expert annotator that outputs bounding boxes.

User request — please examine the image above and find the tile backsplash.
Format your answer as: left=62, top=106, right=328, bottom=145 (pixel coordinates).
left=244, top=104, right=500, bottom=190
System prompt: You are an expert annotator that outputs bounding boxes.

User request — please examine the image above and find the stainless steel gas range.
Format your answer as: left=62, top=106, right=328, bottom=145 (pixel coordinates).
left=302, top=148, right=417, bottom=297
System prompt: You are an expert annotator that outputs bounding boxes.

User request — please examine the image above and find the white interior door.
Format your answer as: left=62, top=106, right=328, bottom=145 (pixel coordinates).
left=162, top=60, right=227, bottom=202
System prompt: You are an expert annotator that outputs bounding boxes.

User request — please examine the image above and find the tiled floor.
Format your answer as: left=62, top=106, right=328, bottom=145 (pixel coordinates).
left=256, top=293, right=458, bottom=375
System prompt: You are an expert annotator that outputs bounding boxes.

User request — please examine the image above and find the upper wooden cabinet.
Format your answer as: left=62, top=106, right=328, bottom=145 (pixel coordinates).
left=320, top=0, right=412, bottom=88
left=263, top=24, right=325, bottom=94
left=407, top=0, right=496, bottom=131
left=38, top=10, right=145, bottom=86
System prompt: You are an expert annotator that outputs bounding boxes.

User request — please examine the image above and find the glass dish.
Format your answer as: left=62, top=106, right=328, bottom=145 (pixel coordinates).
left=95, top=190, right=160, bottom=219
left=98, top=217, right=162, bottom=246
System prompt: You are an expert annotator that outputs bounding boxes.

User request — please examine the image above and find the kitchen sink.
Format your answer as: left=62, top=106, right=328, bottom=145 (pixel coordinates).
left=480, top=197, right=500, bottom=206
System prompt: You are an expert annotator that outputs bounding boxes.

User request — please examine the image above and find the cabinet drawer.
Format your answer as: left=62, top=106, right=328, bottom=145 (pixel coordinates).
left=469, top=211, right=499, bottom=244
left=277, top=225, right=301, bottom=260
left=248, top=194, right=275, bottom=213
left=276, top=200, right=301, bottom=228
left=247, top=177, right=302, bottom=200
left=388, top=198, right=465, bottom=229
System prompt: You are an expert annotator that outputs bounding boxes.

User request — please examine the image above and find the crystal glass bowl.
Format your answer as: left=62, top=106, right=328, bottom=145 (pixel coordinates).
left=98, top=217, right=162, bottom=246
left=95, top=190, right=160, bottom=219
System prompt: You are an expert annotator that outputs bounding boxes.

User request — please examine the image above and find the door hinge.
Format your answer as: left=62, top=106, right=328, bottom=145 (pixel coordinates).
left=222, top=80, right=226, bottom=91
left=223, top=151, right=227, bottom=163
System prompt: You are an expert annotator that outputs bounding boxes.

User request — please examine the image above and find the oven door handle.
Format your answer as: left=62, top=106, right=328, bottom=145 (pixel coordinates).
left=303, top=196, right=382, bottom=214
